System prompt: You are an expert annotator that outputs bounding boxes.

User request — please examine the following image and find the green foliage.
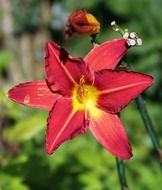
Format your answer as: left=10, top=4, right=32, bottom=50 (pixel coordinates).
left=3, top=115, right=45, bottom=143
left=0, top=173, right=29, bottom=190
left=0, top=51, right=11, bottom=70
left=0, top=51, right=11, bottom=79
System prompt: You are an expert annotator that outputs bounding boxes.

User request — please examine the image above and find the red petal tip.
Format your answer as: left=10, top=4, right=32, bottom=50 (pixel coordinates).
left=119, top=144, right=133, bottom=160
left=84, top=39, right=128, bottom=71
left=8, top=81, right=59, bottom=110
left=89, top=111, right=133, bottom=160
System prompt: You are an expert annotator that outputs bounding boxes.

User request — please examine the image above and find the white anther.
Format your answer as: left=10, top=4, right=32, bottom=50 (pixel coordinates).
left=127, top=39, right=136, bottom=46
left=136, top=38, right=142, bottom=46
left=123, top=32, right=129, bottom=39
left=110, top=21, right=116, bottom=26
left=130, top=32, right=136, bottom=39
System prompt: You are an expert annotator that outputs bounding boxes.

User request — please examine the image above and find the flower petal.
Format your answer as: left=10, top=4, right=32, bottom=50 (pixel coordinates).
left=84, top=39, right=128, bottom=72
left=89, top=109, right=132, bottom=160
left=66, top=9, right=100, bottom=38
left=45, top=41, right=93, bottom=96
left=46, top=97, right=88, bottom=154
left=8, top=80, right=60, bottom=110
left=94, top=70, right=154, bottom=113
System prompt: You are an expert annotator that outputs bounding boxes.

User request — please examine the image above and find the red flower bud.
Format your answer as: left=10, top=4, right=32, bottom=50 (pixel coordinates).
left=66, top=10, right=100, bottom=38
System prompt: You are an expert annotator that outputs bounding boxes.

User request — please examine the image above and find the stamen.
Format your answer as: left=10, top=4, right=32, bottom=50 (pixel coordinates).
left=80, top=75, right=86, bottom=86
left=77, top=75, right=88, bottom=103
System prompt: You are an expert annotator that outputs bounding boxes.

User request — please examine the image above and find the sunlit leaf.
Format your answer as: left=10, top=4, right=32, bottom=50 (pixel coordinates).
left=3, top=115, right=45, bottom=142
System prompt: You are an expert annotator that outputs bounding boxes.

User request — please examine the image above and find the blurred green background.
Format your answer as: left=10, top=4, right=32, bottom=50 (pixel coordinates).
left=0, top=0, right=162, bottom=190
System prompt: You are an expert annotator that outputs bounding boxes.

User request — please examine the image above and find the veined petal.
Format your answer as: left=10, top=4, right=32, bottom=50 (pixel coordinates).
left=8, top=80, right=60, bottom=110
left=46, top=97, right=88, bottom=154
left=89, top=110, right=132, bottom=160
left=45, top=41, right=93, bottom=96
left=84, top=39, right=128, bottom=72
left=94, top=70, right=154, bottom=113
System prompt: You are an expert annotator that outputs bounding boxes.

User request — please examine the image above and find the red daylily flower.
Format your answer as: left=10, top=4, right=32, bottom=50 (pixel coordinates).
left=8, top=39, right=154, bottom=160
left=66, top=9, right=100, bottom=38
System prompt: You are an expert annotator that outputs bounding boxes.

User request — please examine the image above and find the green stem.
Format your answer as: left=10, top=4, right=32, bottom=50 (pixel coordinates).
left=90, top=34, right=99, bottom=47
left=116, top=157, right=130, bottom=190
left=135, top=95, right=162, bottom=168
left=110, top=21, right=125, bottom=35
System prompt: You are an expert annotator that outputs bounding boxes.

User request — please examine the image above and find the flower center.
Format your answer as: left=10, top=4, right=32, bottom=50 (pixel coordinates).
left=72, top=75, right=99, bottom=112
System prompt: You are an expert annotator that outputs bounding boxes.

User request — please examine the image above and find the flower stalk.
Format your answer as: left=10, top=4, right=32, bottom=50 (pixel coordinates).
left=116, top=157, right=129, bottom=190
left=110, top=21, right=125, bottom=36
left=90, top=34, right=99, bottom=47
left=135, top=95, right=162, bottom=169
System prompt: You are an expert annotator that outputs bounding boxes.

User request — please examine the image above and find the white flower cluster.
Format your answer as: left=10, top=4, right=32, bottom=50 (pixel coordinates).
left=123, top=31, right=142, bottom=47
left=110, top=21, right=142, bottom=47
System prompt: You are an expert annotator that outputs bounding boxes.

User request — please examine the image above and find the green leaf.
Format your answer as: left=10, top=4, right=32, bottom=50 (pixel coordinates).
left=0, top=173, right=29, bottom=190
left=0, top=51, right=11, bottom=70
left=3, top=114, right=45, bottom=142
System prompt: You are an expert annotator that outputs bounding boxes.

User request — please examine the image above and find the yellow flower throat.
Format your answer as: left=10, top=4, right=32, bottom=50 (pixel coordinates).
left=72, top=76, right=101, bottom=118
